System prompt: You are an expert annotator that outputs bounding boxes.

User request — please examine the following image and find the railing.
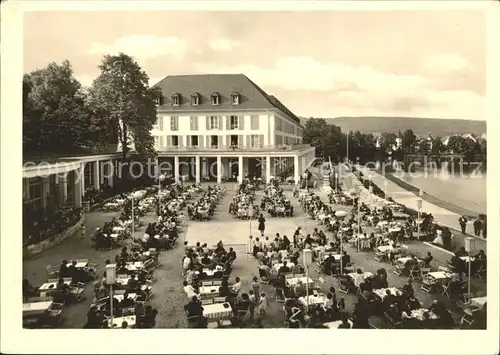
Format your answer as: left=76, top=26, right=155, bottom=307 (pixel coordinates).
left=156, top=144, right=311, bottom=152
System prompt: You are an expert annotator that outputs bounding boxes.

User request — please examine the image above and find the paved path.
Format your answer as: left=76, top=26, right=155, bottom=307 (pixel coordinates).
left=354, top=166, right=486, bottom=253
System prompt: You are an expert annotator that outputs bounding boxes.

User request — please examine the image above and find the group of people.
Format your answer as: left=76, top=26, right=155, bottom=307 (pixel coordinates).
left=229, top=182, right=258, bottom=219
left=187, top=185, right=225, bottom=221
left=261, top=185, right=294, bottom=217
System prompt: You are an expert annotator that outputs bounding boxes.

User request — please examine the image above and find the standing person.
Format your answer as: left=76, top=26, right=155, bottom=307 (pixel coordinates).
left=257, top=214, right=266, bottom=237
left=458, top=216, right=467, bottom=234
left=473, top=218, right=482, bottom=237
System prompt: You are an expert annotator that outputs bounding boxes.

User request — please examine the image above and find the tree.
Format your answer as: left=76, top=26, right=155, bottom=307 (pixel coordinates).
left=401, top=129, right=417, bottom=153
left=23, top=60, right=93, bottom=156
left=89, top=53, right=160, bottom=163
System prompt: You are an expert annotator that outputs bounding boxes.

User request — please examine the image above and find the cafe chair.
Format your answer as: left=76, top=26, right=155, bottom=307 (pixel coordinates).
left=374, top=251, right=387, bottom=263
left=213, top=296, right=226, bottom=303
left=45, top=265, right=59, bottom=279
left=343, top=262, right=355, bottom=274
left=275, top=288, right=286, bottom=303
left=409, top=265, right=421, bottom=280
left=201, top=298, right=214, bottom=305
left=202, top=281, right=213, bottom=287
left=384, top=312, right=402, bottom=329
left=440, top=281, right=451, bottom=298
left=419, top=267, right=431, bottom=278
left=212, top=280, right=222, bottom=287
left=474, top=265, right=486, bottom=279
left=393, top=263, right=406, bottom=277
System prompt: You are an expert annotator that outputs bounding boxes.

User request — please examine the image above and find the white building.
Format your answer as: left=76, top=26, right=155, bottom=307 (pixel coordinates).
left=151, top=74, right=315, bottom=184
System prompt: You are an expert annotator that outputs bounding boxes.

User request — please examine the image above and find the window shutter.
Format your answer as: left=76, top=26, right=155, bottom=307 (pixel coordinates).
left=239, top=116, right=244, bottom=130
left=226, top=116, right=230, bottom=130
left=199, top=135, right=204, bottom=148
left=226, top=135, right=230, bottom=147
left=238, top=135, right=243, bottom=148
left=218, top=135, right=223, bottom=147
left=246, top=135, right=251, bottom=148
left=178, top=136, right=184, bottom=148
left=259, top=134, right=264, bottom=148
left=218, top=116, right=223, bottom=130
left=186, top=136, right=191, bottom=148
left=166, top=136, right=172, bottom=147
left=206, top=116, right=210, bottom=130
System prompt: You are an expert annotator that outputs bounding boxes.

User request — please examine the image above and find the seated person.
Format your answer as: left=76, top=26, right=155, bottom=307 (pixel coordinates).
left=184, top=296, right=204, bottom=318
left=86, top=305, right=104, bottom=328
left=337, top=314, right=351, bottom=329
left=59, top=260, right=69, bottom=278
left=230, top=277, right=242, bottom=295
left=183, top=281, right=199, bottom=298
left=200, top=254, right=212, bottom=268
left=119, top=292, right=135, bottom=308
left=401, top=280, right=415, bottom=298
left=455, top=247, right=468, bottom=257
left=235, top=293, right=251, bottom=312
left=383, top=290, right=398, bottom=309
left=353, top=269, right=365, bottom=288
left=422, top=252, right=433, bottom=267
left=227, top=247, right=237, bottom=262
left=405, top=295, right=421, bottom=311
left=278, top=261, right=291, bottom=276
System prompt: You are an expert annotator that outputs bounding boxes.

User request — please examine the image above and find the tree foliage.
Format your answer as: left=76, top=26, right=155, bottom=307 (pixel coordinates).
left=89, top=53, right=159, bottom=161
left=23, top=60, right=94, bottom=155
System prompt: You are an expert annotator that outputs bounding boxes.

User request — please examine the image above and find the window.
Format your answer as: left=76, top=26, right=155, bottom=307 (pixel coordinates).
left=251, top=115, right=259, bottom=130
left=210, top=135, right=218, bottom=148
left=171, top=94, right=180, bottom=106
left=191, top=93, right=200, bottom=106
left=211, top=93, right=220, bottom=105
left=170, top=116, right=179, bottom=131
left=190, top=135, right=199, bottom=147
left=250, top=134, right=260, bottom=148
left=231, top=92, right=240, bottom=105
left=154, top=136, right=160, bottom=148
left=190, top=116, right=198, bottom=130
left=158, top=117, right=164, bottom=131
left=172, top=135, right=179, bottom=147
left=209, top=116, right=218, bottom=130
left=230, top=115, right=239, bottom=130
left=154, top=95, right=163, bottom=106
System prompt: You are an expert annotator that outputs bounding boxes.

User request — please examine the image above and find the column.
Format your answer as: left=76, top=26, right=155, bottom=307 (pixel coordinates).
left=80, top=162, right=86, bottom=196
left=195, top=156, right=201, bottom=183
left=42, top=177, right=50, bottom=209
left=93, top=161, right=100, bottom=190
left=294, top=155, right=300, bottom=184
left=108, top=160, right=114, bottom=188
left=73, top=169, right=82, bottom=208
left=217, top=156, right=222, bottom=184
left=58, top=173, right=68, bottom=205
left=266, top=156, right=271, bottom=183
left=238, top=156, right=243, bottom=184
left=174, top=156, right=180, bottom=182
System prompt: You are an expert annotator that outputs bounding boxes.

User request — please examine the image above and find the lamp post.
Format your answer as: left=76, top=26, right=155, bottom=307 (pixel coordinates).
left=349, top=187, right=361, bottom=251
left=335, top=210, right=348, bottom=275
left=464, top=237, right=475, bottom=303
left=105, top=264, right=116, bottom=328
left=303, top=248, right=313, bottom=309
left=131, top=191, right=142, bottom=239
left=158, top=174, right=166, bottom=214
left=384, top=179, right=388, bottom=199
left=417, top=198, right=423, bottom=236
left=248, top=208, right=254, bottom=237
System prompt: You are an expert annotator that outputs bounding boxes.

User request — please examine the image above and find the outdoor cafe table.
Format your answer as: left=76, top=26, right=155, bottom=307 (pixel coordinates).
left=377, top=245, right=393, bottom=253
left=286, top=277, right=314, bottom=287
left=396, top=257, right=413, bottom=265
left=347, top=272, right=374, bottom=281
left=470, top=297, right=487, bottom=308
left=125, top=261, right=144, bottom=272
left=39, top=280, right=71, bottom=291
left=299, top=295, right=327, bottom=307
left=23, top=301, right=53, bottom=317
left=410, top=309, right=438, bottom=320
left=110, top=315, right=136, bottom=328
left=324, top=319, right=353, bottom=328
left=202, top=302, right=233, bottom=320
left=113, top=226, right=125, bottom=233
left=114, top=293, right=138, bottom=302
left=322, top=253, right=341, bottom=262
left=199, top=285, right=220, bottom=296
left=66, top=260, right=88, bottom=268
left=373, top=287, right=399, bottom=300
left=273, top=262, right=295, bottom=272
left=426, top=271, right=454, bottom=284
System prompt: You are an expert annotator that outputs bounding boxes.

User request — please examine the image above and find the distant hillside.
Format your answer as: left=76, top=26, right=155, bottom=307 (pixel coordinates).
left=300, top=116, right=486, bottom=137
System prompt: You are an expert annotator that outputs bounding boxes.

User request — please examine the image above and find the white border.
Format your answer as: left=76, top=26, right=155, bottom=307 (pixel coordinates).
left=1, top=1, right=499, bottom=354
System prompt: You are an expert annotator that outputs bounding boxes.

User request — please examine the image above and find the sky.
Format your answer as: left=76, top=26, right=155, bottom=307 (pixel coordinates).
left=23, top=10, right=486, bottom=120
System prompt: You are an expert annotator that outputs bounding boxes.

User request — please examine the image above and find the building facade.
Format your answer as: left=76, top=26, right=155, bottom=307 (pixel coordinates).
left=151, top=74, right=315, bottom=184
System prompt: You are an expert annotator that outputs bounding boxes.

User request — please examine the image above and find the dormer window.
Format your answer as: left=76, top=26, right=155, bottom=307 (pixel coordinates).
left=191, top=93, right=200, bottom=106
left=154, top=95, right=163, bottom=106
left=171, top=93, right=180, bottom=107
left=231, top=92, right=240, bottom=105
left=211, top=92, right=220, bottom=106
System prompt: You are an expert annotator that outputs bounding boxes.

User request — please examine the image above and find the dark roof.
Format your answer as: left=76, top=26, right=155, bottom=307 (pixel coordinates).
left=152, top=74, right=302, bottom=126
